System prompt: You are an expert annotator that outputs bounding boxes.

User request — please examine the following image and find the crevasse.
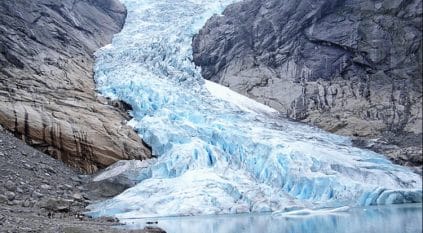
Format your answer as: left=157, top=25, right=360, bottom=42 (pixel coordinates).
left=87, top=0, right=422, bottom=219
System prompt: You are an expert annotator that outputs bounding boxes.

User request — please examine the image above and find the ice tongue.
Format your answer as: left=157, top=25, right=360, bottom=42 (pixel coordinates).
left=87, top=0, right=422, bottom=219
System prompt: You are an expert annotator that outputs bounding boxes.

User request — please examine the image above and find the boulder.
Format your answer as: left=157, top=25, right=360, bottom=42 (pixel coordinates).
left=40, top=197, right=72, bottom=212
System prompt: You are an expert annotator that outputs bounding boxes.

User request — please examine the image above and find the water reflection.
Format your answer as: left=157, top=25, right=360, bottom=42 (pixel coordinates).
left=120, top=204, right=422, bottom=233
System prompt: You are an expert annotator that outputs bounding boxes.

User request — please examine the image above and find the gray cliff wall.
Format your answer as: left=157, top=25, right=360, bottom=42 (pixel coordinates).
left=0, top=0, right=151, bottom=172
left=193, top=0, right=422, bottom=166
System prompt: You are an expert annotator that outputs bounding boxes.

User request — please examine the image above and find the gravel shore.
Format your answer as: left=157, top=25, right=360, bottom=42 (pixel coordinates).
left=0, top=125, right=164, bottom=233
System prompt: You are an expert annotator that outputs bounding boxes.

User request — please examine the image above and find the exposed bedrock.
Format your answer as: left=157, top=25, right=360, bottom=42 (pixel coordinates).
left=193, top=0, right=422, bottom=167
left=0, top=0, right=151, bottom=172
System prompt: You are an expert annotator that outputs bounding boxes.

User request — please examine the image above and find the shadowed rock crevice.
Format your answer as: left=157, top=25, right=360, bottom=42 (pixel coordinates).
left=193, top=0, right=422, bottom=167
left=0, top=0, right=151, bottom=173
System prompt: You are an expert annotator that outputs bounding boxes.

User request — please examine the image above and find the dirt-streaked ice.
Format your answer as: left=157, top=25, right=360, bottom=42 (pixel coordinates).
left=87, top=0, right=422, bottom=219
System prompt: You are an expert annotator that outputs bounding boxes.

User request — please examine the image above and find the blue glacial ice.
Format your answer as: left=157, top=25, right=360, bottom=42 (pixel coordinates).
left=87, top=0, right=422, bottom=219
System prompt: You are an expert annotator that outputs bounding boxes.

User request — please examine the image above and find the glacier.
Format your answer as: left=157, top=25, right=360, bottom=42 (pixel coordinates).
left=87, top=0, right=422, bottom=219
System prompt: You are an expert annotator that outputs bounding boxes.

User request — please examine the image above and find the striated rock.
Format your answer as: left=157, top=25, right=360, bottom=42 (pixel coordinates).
left=193, top=0, right=422, bottom=166
left=0, top=0, right=151, bottom=172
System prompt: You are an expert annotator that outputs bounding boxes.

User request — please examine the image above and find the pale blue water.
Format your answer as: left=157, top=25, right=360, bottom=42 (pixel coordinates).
left=119, top=204, right=422, bottom=233
left=88, top=0, right=422, bottom=219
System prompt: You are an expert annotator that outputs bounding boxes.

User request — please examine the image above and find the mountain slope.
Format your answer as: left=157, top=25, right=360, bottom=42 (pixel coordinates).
left=0, top=0, right=151, bottom=172
left=192, top=0, right=422, bottom=167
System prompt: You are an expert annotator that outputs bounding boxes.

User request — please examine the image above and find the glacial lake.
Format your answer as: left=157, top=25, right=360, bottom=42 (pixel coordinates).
left=118, top=204, right=422, bottom=233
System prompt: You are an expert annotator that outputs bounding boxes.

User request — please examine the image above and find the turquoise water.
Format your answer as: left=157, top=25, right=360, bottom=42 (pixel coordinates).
left=119, top=204, right=422, bottom=233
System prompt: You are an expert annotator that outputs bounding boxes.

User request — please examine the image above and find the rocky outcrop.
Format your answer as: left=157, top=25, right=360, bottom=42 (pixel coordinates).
left=193, top=0, right=422, bottom=167
left=0, top=0, right=151, bottom=173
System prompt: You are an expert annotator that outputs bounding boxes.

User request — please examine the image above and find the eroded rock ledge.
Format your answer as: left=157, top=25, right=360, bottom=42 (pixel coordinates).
left=0, top=0, right=151, bottom=172
left=193, top=0, right=422, bottom=167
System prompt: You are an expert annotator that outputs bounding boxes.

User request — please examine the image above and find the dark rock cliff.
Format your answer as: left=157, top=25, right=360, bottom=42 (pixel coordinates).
left=193, top=0, right=422, bottom=167
left=0, top=0, right=151, bottom=172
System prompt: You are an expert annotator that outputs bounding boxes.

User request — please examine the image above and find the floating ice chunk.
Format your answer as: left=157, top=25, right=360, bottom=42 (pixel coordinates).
left=272, top=206, right=350, bottom=217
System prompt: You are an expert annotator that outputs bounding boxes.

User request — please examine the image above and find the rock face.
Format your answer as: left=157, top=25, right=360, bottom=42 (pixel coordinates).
left=193, top=0, right=422, bottom=167
left=0, top=0, right=151, bottom=172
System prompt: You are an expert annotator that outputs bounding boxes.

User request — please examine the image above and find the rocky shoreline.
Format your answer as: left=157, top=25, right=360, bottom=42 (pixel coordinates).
left=0, top=125, right=163, bottom=233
